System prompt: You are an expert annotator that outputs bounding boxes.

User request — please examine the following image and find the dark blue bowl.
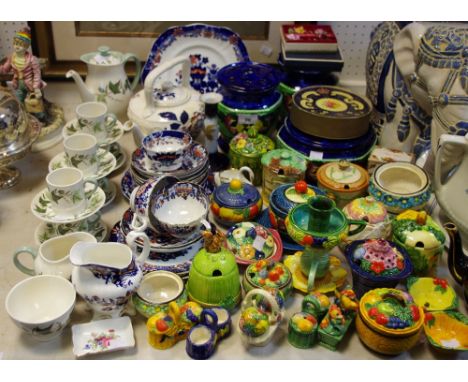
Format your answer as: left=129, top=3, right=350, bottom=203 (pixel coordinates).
left=278, top=117, right=376, bottom=160
left=344, top=240, right=413, bottom=299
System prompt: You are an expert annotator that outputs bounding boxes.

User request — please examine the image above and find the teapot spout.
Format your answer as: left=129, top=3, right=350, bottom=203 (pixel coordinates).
left=65, top=70, right=94, bottom=102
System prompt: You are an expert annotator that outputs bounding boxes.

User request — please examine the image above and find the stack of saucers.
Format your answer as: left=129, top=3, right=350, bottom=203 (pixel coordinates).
left=120, top=142, right=213, bottom=200
left=109, top=208, right=203, bottom=280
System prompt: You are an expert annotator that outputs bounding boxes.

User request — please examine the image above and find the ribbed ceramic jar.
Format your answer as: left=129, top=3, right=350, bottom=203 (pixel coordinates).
left=261, top=149, right=307, bottom=203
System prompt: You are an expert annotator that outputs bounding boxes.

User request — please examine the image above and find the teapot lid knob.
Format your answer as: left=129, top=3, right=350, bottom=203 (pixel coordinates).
left=338, top=160, right=350, bottom=170
left=98, top=46, right=111, bottom=56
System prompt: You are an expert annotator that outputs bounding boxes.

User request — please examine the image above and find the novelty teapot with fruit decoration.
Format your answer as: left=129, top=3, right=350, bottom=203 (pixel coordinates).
left=66, top=46, right=141, bottom=120
left=127, top=56, right=205, bottom=145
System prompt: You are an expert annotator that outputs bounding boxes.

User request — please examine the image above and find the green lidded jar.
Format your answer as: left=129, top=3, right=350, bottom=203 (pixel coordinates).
left=229, top=128, right=275, bottom=186
left=261, top=149, right=307, bottom=203
left=186, top=231, right=241, bottom=311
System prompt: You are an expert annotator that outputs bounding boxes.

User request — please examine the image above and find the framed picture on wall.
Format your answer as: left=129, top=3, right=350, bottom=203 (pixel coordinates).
left=31, top=21, right=286, bottom=78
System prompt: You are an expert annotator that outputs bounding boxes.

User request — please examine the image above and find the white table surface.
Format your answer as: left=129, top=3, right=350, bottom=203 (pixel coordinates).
left=0, top=82, right=466, bottom=360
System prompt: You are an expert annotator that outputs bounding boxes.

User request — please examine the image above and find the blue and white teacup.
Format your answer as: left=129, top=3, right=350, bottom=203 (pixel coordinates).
left=142, top=130, right=192, bottom=171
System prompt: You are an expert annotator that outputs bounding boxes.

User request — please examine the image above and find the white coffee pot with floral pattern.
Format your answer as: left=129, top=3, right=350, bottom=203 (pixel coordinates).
left=66, top=46, right=141, bottom=121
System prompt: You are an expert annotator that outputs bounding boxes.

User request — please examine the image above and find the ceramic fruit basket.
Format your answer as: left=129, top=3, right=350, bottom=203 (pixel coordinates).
left=316, top=160, right=369, bottom=208
left=368, top=162, right=431, bottom=214
left=186, top=231, right=241, bottom=311
left=423, top=311, right=468, bottom=352
left=288, top=312, right=318, bottom=348
left=211, top=179, right=262, bottom=226
left=407, top=277, right=459, bottom=312
left=242, top=260, right=293, bottom=299
left=289, top=85, right=372, bottom=140
left=269, top=181, right=326, bottom=238
left=229, top=128, right=275, bottom=186
left=392, top=210, right=446, bottom=277
left=261, top=149, right=307, bottom=203
left=345, top=239, right=413, bottom=298
left=355, top=288, right=424, bottom=355
left=341, top=196, right=392, bottom=249
left=217, top=61, right=283, bottom=141
left=302, top=292, right=331, bottom=320
left=225, top=222, right=282, bottom=266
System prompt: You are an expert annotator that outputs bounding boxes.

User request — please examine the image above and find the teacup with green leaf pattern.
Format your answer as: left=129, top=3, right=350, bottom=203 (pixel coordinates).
left=46, top=168, right=98, bottom=217
left=64, top=133, right=98, bottom=177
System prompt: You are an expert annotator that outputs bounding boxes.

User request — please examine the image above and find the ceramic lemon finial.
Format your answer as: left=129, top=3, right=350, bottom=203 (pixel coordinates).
left=228, top=178, right=244, bottom=194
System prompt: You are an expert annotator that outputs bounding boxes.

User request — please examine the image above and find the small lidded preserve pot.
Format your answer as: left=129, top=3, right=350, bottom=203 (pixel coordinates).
left=317, top=160, right=369, bottom=208
left=261, top=149, right=307, bottom=203
left=229, top=128, right=275, bottom=186
left=211, top=179, right=262, bottom=226
left=392, top=210, right=446, bottom=277
left=243, top=260, right=293, bottom=299
left=340, top=196, right=391, bottom=249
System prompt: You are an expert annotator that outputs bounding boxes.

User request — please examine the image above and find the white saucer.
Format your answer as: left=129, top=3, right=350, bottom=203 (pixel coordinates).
left=48, top=149, right=117, bottom=180
left=72, top=316, right=135, bottom=358
left=109, top=142, right=127, bottom=172
left=98, top=178, right=117, bottom=207
left=62, top=118, right=124, bottom=146
left=31, top=184, right=106, bottom=224
left=34, top=214, right=108, bottom=245
left=31, top=126, right=63, bottom=152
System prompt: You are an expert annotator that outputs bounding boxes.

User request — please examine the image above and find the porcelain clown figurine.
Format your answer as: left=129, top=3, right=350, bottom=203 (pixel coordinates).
left=0, top=27, right=65, bottom=151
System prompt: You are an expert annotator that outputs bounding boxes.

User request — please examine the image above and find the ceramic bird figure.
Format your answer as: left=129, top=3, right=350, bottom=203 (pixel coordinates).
left=202, top=229, right=225, bottom=254
left=335, top=287, right=359, bottom=313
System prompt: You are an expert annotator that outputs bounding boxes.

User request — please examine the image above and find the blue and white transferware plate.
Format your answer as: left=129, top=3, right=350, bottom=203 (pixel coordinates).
left=48, top=149, right=117, bottom=180
left=120, top=170, right=135, bottom=200
left=109, top=221, right=201, bottom=274
left=131, top=142, right=208, bottom=178
left=141, top=23, right=250, bottom=94
left=31, top=185, right=106, bottom=224
left=120, top=208, right=200, bottom=250
left=62, top=118, right=124, bottom=146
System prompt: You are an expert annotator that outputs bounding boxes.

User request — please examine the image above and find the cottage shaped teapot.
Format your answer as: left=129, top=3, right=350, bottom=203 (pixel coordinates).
left=66, top=46, right=141, bottom=120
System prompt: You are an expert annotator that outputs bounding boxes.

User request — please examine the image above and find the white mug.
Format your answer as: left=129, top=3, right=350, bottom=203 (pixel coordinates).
left=13, top=232, right=97, bottom=279
left=64, top=133, right=98, bottom=177
left=46, top=168, right=98, bottom=217
left=75, top=101, right=118, bottom=143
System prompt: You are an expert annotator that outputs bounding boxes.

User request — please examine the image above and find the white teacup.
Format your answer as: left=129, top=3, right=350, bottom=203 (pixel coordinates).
left=64, top=134, right=98, bottom=177
left=75, top=101, right=117, bottom=143
left=46, top=168, right=98, bottom=217
left=5, top=275, right=76, bottom=341
left=13, top=232, right=97, bottom=279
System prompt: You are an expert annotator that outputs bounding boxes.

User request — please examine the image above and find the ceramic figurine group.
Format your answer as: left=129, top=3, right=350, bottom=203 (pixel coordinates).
left=4, top=22, right=468, bottom=358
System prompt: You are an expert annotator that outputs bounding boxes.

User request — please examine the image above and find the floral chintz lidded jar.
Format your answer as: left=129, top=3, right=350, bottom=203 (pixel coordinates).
left=229, top=128, right=275, bottom=186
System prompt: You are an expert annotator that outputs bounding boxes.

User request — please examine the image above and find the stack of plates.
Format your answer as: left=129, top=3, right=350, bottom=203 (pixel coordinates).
left=109, top=209, right=205, bottom=279
left=121, top=142, right=214, bottom=200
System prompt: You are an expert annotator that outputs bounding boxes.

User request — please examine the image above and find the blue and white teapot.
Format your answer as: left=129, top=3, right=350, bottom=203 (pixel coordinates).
left=127, top=56, right=205, bottom=145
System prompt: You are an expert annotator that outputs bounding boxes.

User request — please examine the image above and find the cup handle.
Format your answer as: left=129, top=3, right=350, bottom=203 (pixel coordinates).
left=239, top=166, right=255, bottom=184
left=84, top=179, right=99, bottom=197
left=200, top=218, right=211, bottom=232
left=126, top=230, right=151, bottom=266
left=122, top=53, right=142, bottom=91
left=201, top=309, right=219, bottom=332
left=347, top=219, right=367, bottom=236
left=105, top=113, right=118, bottom=129
left=131, top=214, right=148, bottom=232
left=13, top=247, right=37, bottom=276
left=123, top=120, right=134, bottom=132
